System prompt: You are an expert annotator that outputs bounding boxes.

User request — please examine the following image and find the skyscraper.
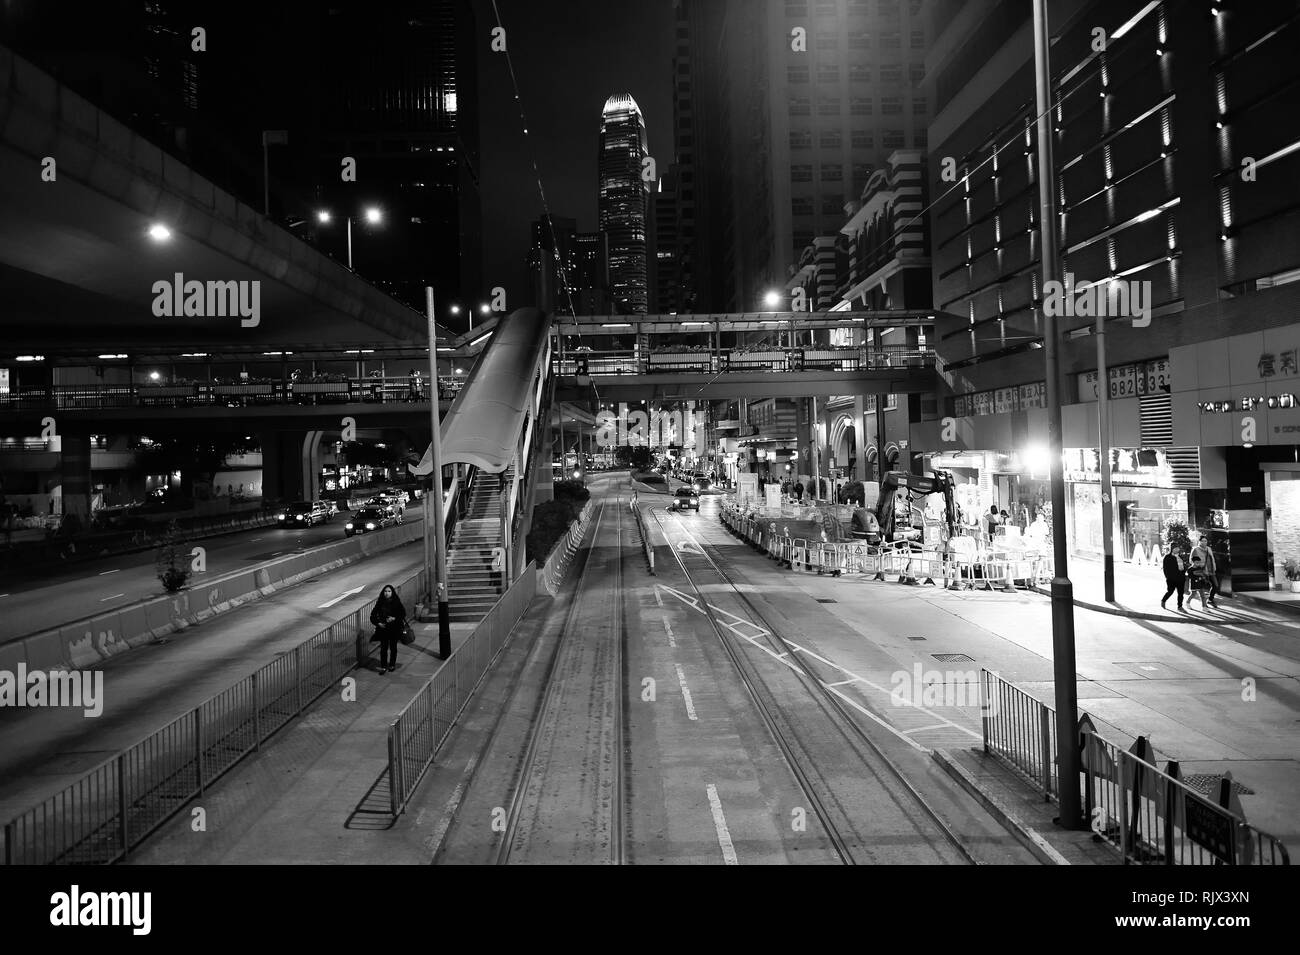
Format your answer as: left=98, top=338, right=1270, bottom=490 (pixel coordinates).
left=317, top=0, right=482, bottom=310
left=598, top=94, right=651, bottom=314
left=676, top=0, right=932, bottom=310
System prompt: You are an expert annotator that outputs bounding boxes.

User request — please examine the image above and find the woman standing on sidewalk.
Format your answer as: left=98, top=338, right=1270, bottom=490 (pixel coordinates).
left=370, top=584, right=408, bottom=674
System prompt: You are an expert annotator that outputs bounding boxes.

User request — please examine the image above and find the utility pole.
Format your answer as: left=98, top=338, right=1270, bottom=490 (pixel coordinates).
left=1033, top=0, right=1083, bottom=829
left=1097, top=312, right=1115, bottom=602
left=425, top=287, right=451, bottom=659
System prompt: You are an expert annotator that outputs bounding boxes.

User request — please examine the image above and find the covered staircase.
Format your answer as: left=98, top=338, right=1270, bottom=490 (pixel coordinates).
left=447, top=467, right=513, bottom=624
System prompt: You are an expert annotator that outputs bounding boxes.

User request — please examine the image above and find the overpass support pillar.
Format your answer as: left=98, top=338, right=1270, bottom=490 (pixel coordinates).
left=301, top=430, right=324, bottom=502
left=259, top=430, right=298, bottom=502
left=60, top=432, right=93, bottom=522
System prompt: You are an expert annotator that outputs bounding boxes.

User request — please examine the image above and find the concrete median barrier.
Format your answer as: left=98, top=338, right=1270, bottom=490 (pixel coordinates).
left=3, top=519, right=423, bottom=674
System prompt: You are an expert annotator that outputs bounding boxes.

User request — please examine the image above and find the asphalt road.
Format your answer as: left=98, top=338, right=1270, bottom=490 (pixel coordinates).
left=0, top=504, right=422, bottom=642
left=0, top=537, right=427, bottom=824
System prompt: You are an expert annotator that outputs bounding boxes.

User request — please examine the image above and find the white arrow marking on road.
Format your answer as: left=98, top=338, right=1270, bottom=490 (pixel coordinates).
left=318, top=586, right=365, bottom=609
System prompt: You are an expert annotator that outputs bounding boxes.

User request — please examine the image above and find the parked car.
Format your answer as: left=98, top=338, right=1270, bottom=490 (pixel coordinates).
left=278, top=501, right=328, bottom=527
left=381, top=487, right=411, bottom=505
left=343, top=507, right=395, bottom=536
left=672, top=487, right=700, bottom=511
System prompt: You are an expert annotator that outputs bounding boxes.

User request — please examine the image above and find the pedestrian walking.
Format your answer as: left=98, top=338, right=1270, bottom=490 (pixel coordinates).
left=794, top=481, right=805, bottom=502
left=1161, top=546, right=1187, bottom=611
left=1186, top=553, right=1210, bottom=609
left=370, top=583, right=408, bottom=673
left=1190, top=534, right=1219, bottom=608
left=408, top=368, right=423, bottom=402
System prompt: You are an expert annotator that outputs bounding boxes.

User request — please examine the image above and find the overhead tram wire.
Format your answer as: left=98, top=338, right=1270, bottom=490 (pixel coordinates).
left=488, top=0, right=608, bottom=431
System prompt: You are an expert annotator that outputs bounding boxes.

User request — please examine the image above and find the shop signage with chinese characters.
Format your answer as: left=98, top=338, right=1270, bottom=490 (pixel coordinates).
left=1078, top=358, right=1170, bottom=402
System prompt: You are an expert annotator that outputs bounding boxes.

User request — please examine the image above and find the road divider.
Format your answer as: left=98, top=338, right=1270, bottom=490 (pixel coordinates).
left=0, top=520, right=426, bottom=676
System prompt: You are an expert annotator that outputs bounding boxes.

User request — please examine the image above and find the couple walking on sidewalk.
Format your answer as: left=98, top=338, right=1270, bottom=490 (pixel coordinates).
left=1161, top=534, right=1219, bottom=611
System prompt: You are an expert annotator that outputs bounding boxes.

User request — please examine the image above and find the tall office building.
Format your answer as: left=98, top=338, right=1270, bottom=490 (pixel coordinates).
left=529, top=215, right=579, bottom=315
left=598, top=94, right=651, bottom=314
left=318, top=0, right=482, bottom=310
left=919, top=0, right=1300, bottom=593
left=677, top=0, right=932, bottom=311
left=650, top=166, right=681, bottom=313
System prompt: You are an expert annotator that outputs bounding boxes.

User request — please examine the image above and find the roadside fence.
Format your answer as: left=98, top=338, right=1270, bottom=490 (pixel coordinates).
left=1, top=569, right=425, bottom=865
left=980, top=669, right=1289, bottom=866
left=720, top=503, right=1049, bottom=591
left=388, top=566, right=538, bottom=816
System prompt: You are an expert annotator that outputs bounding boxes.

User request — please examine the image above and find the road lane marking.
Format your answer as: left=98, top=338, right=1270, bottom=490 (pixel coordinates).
left=100, top=593, right=126, bottom=602
left=97, top=569, right=120, bottom=576
left=675, top=664, right=698, bottom=720
left=659, top=579, right=980, bottom=745
left=826, top=678, right=861, bottom=687
left=705, top=784, right=738, bottom=865
left=661, top=615, right=677, bottom=647
left=318, top=586, right=365, bottom=609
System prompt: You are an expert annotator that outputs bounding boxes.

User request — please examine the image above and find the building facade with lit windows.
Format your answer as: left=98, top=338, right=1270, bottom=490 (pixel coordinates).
left=776, top=149, right=936, bottom=500
left=917, top=0, right=1300, bottom=592
left=598, top=94, right=652, bottom=315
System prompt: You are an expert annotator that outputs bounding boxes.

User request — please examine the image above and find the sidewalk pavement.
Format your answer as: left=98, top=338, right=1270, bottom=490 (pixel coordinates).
left=1033, top=554, right=1300, bottom=622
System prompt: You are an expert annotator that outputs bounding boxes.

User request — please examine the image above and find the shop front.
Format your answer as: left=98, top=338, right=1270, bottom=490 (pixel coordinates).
left=1172, top=324, right=1300, bottom=591
left=1063, top=448, right=1187, bottom=564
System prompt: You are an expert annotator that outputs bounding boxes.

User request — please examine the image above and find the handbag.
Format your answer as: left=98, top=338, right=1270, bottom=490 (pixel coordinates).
left=399, top=621, right=416, bottom=646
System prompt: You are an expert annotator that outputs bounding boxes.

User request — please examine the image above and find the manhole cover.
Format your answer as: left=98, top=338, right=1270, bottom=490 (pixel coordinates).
left=907, top=636, right=928, bottom=641
left=1180, top=774, right=1255, bottom=796
left=814, top=597, right=837, bottom=604
left=931, top=652, right=975, bottom=663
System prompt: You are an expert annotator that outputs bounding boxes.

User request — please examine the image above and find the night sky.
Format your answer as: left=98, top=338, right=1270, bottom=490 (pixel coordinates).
left=472, top=0, right=674, bottom=306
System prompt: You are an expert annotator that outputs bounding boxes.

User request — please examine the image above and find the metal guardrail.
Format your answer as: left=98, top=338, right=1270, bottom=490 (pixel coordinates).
left=980, top=669, right=1289, bottom=866
left=1, top=568, right=426, bottom=865
left=555, top=344, right=936, bottom=377
left=719, top=503, right=1048, bottom=588
left=0, top=376, right=464, bottom=412
left=388, top=565, right=538, bottom=817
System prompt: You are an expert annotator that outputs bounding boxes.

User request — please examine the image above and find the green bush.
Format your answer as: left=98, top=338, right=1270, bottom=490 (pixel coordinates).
left=527, top=496, right=587, bottom=564
left=1163, top=516, right=1192, bottom=554
left=553, top=479, right=590, bottom=505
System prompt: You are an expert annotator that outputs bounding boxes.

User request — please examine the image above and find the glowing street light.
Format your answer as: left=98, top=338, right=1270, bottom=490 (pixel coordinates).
left=316, top=207, right=384, bottom=269
left=148, top=224, right=172, bottom=242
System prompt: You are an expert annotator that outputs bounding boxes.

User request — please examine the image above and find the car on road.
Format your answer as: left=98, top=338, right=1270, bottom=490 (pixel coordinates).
left=366, top=495, right=404, bottom=521
left=672, top=487, right=700, bottom=511
left=278, top=501, right=329, bottom=527
left=314, top=500, right=338, bottom=520
left=381, top=487, right=411, bottom=506
left=691, top=473, right=711, bottom=491
left=343, top=507, right=395, bottom=536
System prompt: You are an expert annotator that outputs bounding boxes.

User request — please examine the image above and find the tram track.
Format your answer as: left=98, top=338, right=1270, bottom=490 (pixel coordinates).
left=650, top=504, right=978, bottom=865
left=493, top=496, right=628, bottom=864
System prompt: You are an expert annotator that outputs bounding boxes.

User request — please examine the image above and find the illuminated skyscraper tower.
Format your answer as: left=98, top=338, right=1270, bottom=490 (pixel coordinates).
left=598, top=93, right=650, bottom=314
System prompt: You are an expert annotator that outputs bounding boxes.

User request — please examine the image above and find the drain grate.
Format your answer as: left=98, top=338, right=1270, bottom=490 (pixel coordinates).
left=931, top=652, right=975, bottom=663
left=814, top=597, right=837, bottom=604
left=1180, top=774, right=1255, bottom=796
left=907, top=636, right=928, bottom=641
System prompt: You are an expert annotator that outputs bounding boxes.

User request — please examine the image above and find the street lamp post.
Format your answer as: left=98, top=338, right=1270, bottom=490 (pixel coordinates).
left=425, top=287, right=451, bottom=659
left=317, top=207, right=382, bottom=270
left=1032, top=0, right=1083, bottom=830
